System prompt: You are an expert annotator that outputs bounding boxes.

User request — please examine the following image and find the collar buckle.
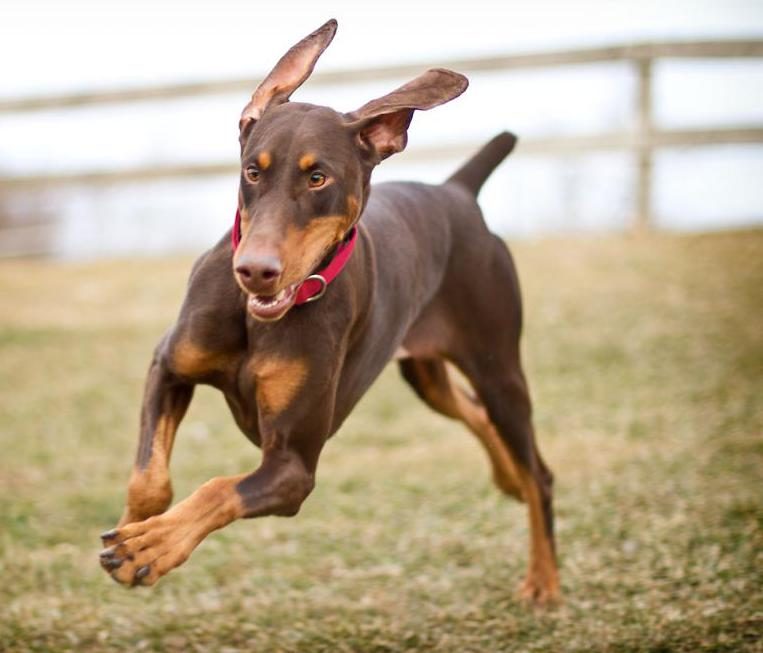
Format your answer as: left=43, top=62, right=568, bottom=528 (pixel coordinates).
left=301, top=274, right=328, bottom=303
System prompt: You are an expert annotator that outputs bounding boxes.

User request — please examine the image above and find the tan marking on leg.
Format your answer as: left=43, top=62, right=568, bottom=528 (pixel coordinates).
left=106, top=474, right=248, bottom=586
left=516, top=465, right=560, bottom=605
left=254, top=356, right=308, bottom=415
left=120, top=414, right=178, bottom=526
left=458, top=398, right=525, bottom=500
left=257, top=151, right=272, bottom=170
left=171, top=338, right=228, bottom=378
left=404, top=359, right=558, bottom=604
left=298, top=153, right=316, bottom=170
left=447, top=365, right=559, bottom=603
left=121, top=453, right=172, bottom=526
left=444, top=367, right=525, bottom=500
left=402, top=359, right=524, bottom=498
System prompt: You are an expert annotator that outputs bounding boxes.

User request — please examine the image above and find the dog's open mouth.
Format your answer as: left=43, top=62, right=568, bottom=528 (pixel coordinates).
left=247, top=283, right=298, bottom=321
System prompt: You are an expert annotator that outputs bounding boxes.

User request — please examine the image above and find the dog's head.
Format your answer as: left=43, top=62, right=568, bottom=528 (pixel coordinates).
left=233, top=19, right=467, bottom=321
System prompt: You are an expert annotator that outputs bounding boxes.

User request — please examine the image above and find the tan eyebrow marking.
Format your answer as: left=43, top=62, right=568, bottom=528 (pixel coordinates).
left=257, top=151, right=272, bottom=170
left=298, top=153, right=316, bottom=171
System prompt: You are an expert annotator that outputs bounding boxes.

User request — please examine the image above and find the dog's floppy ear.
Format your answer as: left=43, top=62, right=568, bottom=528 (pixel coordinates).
left=346, top=69, right=468, bottom=161
left=239, top=19, right=337, bottom=135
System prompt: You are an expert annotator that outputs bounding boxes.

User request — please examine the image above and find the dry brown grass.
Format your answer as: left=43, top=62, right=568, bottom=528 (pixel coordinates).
left=1, top=229, right=761, bottom=652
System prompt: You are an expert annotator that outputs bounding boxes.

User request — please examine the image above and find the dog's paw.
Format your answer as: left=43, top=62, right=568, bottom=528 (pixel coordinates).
left=98, top=515, right=199, bottom=587
left=517, top=573, right=561, bottom=608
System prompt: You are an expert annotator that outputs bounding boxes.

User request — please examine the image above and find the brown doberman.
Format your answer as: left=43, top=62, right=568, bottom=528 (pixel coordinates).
left=99, top=19, right=560, bottom=605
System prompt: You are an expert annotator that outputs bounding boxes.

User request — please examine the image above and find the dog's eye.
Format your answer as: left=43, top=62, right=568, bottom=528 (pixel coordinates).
left=308, top=171, right=327, bottom=188
left=246, top=166, right=260, bottom=183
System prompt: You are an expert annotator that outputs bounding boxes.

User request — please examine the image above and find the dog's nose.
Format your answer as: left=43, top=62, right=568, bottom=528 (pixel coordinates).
left=235, top=254, right=283, bottom=292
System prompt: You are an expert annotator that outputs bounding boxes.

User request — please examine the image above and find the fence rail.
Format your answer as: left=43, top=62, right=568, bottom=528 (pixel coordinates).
left=2, top=39, right=761, bottom=114
left=2, top=126, right=762, bottom=191
left=1, top=38, right=762, bottom=254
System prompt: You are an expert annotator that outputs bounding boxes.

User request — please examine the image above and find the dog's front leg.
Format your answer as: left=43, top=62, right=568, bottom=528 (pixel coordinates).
left=118, top=338, right=194, bottom=527
left=99, top=446, right=316, bottom=586
left=101, top=350, right=336, bottom=586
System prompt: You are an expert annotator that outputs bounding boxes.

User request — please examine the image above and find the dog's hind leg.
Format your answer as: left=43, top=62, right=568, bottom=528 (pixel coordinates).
left=399, top=355, right=558, bottom=604
left=399, top=357, right=524, bottom=501
left=459, top=355, right=559, bottom=606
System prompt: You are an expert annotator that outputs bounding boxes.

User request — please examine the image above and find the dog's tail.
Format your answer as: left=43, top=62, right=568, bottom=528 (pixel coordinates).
left=446, top=131, right=517, bottom=197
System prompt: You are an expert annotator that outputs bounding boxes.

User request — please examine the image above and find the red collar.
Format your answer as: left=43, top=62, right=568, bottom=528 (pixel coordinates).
left=231, top=209, right=358, bottom=305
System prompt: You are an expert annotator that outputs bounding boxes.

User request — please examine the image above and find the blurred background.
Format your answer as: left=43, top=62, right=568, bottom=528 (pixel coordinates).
left=1, top=0, right=761, bottom=258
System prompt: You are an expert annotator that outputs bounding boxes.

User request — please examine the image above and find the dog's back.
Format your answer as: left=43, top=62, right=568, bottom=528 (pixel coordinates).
left=357, top=132, right=521, bottom=356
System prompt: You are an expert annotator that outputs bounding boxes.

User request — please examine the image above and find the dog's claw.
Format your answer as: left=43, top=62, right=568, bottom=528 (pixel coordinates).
left=135, top=565, right=150, bottom=581
left=99, top=546, right=125, bottom=572
left=99, top=547, right=114, bottom=558
left=100, top=529, right=118, bottom=541
left=103, top=557, right=123, bottom=571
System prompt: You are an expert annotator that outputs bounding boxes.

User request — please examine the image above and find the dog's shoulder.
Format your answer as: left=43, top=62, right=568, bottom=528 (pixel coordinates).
left=182, top=233, right=239, bottom=305
left=166, top=232, right=247, bottom=362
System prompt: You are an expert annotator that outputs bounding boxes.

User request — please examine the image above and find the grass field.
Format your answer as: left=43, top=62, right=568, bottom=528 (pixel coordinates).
left=0, top=229, right=761, bottom=652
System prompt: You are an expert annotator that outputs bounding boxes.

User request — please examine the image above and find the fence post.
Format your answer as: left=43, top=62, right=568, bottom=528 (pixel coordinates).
left=635, top=57, right=653, bottom=231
